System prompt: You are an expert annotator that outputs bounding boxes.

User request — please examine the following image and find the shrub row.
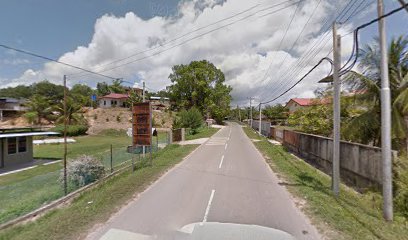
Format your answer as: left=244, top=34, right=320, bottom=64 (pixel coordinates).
left=51, top=125, right=89, bottom=136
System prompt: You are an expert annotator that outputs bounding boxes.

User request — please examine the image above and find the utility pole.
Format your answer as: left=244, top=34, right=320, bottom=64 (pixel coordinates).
left=247, top=97, right=254, bottom=128
left=238, top=105, right=241, bottom=122
left=378, top=0, right=393, bottom=221
left=332, top=23, right=341, bottom=197
left=259, top=104, right=262, bottom=135
left=63, top=75, right=68, bottom=196
left=397, top=0, right=408, bottom=12
left=142, top=81, right=146, bottom=158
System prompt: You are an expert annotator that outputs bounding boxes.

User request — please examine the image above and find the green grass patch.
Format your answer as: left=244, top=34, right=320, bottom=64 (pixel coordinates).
left=185, top=127, right=219, bottom=140
left=0, top=133, right=132, bottom=225
left=242, top=127, right=408, bottom=240
left=0, top=144, right=197, bottom=240
left=34, top=134, right=130, bottom=160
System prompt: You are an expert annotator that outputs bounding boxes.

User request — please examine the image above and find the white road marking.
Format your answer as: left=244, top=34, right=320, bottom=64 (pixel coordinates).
left=218, top=155, right=224, bottom=168
left=225, top=143, right=228, bottom=150
left=202, top=189, right=215, bottom=224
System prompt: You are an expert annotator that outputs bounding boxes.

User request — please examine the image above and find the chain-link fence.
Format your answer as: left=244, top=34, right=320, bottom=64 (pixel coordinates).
left=0, top=131, right=171, bottom=226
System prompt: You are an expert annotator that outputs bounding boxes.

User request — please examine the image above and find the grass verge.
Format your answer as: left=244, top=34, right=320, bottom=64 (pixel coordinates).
left=0, top=133, right=134, bottom=225
left=185, top=126, right=219, bottom=140
left=0, top=144, right=198, bottom=240
left=242, top=126, right=408, bottom=240
left=34, top=133, right=130, bottom=159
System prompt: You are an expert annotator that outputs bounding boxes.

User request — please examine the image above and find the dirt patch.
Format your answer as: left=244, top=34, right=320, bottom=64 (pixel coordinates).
left=84, top=108, right=174, bottom=135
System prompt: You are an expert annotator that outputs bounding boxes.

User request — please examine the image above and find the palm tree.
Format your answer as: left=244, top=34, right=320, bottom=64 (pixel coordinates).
left=54, top=97, right=85, bottom=125
left=25, top=95, right=52, bottom=125
left=344, top=35, right=408, bottom=152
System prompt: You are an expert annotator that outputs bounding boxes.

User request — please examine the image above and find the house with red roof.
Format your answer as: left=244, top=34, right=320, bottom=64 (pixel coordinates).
left=285, top=98, right=331, bottom=113
left=98, top=93, right=129, bottom=108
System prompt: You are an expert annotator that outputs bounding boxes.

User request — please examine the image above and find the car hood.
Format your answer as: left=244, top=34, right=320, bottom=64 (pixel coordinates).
left=100, top=222, right=296, bottom=240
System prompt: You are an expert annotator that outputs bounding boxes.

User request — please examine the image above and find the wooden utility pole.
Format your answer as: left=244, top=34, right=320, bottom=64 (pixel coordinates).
left=332, top=23, right=341, bottom=196
left=63, top=75, right=68, bottom=195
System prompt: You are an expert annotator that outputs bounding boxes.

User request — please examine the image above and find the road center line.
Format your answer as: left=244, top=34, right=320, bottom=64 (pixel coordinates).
left=202, top=189, right=215, bottom=224
left=225, top=143, right=228, bottom=150
left=218, top=155, right=224, bottom=168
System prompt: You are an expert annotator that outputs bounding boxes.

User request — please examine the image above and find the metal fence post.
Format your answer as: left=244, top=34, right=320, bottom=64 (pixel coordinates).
left=110, top=144, right=113, bottom=173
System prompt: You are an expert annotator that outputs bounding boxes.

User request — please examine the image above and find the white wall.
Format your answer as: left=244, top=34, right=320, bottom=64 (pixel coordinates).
left=99, top=98, right=126, bottom=108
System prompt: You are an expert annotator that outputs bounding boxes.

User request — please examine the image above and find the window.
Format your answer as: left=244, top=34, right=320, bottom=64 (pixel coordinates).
left=7, top=137, right=17, bottom=154
left=111, top=100, right=113, bottom=105
left=104, top=100, right=106, bottom=105
left=18, top=137, right=27, bottom=153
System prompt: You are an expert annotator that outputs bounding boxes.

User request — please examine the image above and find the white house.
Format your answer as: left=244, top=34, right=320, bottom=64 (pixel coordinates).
left=98, top=93, right=129, bottom=108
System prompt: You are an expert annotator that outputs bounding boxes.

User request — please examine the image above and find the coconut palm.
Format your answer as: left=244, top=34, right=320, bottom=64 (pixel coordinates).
left=25, top=94, right=52, bottom=125
left=54, top=97, right=85, bottom=125
left=344, top=35, right=408, bottom=152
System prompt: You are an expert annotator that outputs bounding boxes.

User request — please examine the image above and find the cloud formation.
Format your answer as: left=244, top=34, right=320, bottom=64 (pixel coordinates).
left=1, top=0, right=370, bottom=106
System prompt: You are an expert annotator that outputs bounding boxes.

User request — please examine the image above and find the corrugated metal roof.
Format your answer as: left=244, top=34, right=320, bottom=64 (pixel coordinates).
left=0, top=132, right=59, bottom=138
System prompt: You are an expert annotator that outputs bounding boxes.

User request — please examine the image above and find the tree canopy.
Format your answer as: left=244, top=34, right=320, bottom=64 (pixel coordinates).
left=168, top=60, right=232, bottom=123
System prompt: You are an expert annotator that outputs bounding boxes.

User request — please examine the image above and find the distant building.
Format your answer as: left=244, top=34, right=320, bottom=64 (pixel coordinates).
left=0, top=128, right=58, bottom=168
left=150, top=96, right=170, bottom=111
left=98, top=93, right=129, bottom=108
left=0, top=97, right=27, bottom=121
left=285, top=98, right=331, bottom=113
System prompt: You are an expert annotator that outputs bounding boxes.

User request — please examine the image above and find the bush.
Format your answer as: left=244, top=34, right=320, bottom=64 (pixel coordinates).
left=52, top=125, right=89, bottom=136
left=394, top=156, right=408, bottom=218
left=61, top=155, right=105, bottom=189
left=177, top=107, right=203, bottom=134
left=99, top=129, right=126, bottom=137
left=23, top=111, right=38, bottom=124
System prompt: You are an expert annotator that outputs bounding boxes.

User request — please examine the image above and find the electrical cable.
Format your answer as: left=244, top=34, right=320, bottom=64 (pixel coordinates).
left=256, top=0, right=356, bottom=102
left=0, top=44, right=118, bottom=80
left=259, top=2, right=408, bottom=104
left=258, top=0, right=370, bottom=102
left=70, top=0, right=304, bottom=79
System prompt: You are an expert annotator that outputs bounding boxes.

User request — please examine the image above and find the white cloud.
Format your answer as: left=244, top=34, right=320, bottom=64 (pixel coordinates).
left=1, top=0, right=369, bottom=106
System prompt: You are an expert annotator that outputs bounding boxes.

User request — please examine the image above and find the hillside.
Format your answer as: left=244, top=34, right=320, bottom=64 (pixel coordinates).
left=84, top=107, right=174, bottom=135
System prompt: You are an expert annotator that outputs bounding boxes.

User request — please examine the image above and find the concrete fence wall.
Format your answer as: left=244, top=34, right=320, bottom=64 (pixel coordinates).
left=172, top=128, right=185, bottom=142
left=251, top=120, right=272, bottom=137
left=268, top=126, right=394, bottom=189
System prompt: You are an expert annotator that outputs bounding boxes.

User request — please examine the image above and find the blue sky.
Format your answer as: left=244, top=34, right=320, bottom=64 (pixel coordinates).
left=0, top=0, right=407, bottom=105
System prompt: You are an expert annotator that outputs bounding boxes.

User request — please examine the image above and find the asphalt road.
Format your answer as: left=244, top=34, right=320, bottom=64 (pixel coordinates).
left=87, top=122, right=321, bottom=240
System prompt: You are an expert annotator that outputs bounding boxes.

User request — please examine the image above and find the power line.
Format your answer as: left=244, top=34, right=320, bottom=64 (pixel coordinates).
left=258, top=1, right=301, bottom=85
left=70, top=0, right=304, bottom=79
left=259, top=2, right=408, bottom=105
left=258, top=0, right=367, bottom=102
left=0, top=44, right=118, bottom=80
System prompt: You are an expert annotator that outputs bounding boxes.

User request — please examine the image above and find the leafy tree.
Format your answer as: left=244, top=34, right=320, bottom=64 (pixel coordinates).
left=25, top=95, right=52, bottom=124
left=0, top=85, right=33, bottom=99
left=96, top=82, right=110, bottom=96
left=344, top=35, right=408, bottom=151
left=109, top=79, right=126, bottom=94
left=168, top=60, right=232, bottom=123
left=32, top=80, right=65, bottom=103
left=175, top=107, right=203, bottom=134
left=70, top=84, right=94, bottom=106
left=288, top=105, right=333, bottom=136
left=263, top=104, right=289, bottom=124
left=126, top=91, right=142, bottom=107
